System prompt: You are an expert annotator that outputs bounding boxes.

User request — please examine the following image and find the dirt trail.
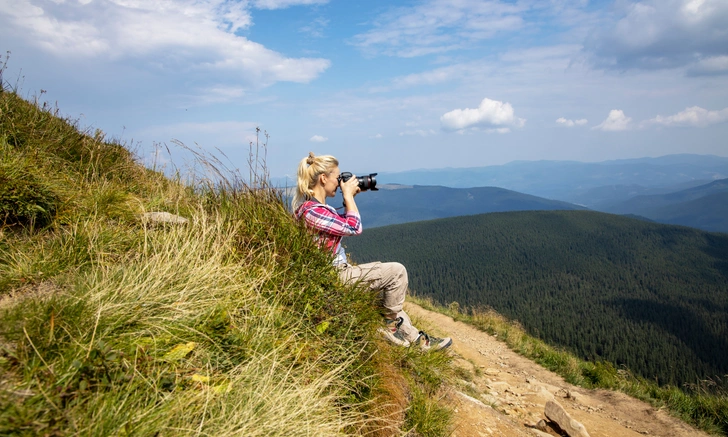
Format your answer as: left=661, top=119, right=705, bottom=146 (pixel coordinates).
left=405, top=302, right=710, bottom=437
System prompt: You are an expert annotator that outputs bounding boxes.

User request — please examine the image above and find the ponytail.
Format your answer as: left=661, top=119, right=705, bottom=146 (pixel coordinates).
left=292, top=152, right=338, bottom=210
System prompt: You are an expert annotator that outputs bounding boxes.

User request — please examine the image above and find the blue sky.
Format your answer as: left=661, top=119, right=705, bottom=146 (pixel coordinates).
left=2, top=0, right=727, bottom=179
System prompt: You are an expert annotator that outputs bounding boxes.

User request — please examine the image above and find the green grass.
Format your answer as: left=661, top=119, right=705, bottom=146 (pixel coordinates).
left=412, top=295, right=728, bottom=435
left=0, top=74, right=453, bottom=436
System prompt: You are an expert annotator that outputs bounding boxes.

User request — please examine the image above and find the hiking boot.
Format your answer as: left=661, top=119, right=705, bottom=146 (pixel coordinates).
left=378, top=317, right=411, bottom=347
left=415, top=331, right=452, bottom=351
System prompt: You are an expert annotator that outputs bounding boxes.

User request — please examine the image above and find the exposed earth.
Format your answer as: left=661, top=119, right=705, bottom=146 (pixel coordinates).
left=406, top=303, right=710, bottom=437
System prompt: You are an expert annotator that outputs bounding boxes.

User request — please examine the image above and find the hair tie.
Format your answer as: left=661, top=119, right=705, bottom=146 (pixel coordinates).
left=306, top=152, right=316, bottom=165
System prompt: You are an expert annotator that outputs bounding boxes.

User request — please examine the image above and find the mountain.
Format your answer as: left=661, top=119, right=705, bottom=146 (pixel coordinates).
left=344, top=210, right=728, bottom=387
left=604, top=178, right=728, bottom=233
left=567, top=179, right=713, bottom=210
left=377, top=154, right=728, bottom=207
left=330, top=184, right=586, bottom=228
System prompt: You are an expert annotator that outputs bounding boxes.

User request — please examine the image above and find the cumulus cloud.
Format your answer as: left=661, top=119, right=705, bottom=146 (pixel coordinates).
left=440, top=98, right=525, bottom=132
left=593, top=110, right=632, bottom=131
left=645, top=106, right=728, bottom=127
left=351, top=0, right=526, bottom=57
left=584, top=0, right=728, bottom=72
left=0, top=0, right=330, bottom=86
left=556, top=117, right=588, bottom=127
left=310, top=135, right=328, bottom=142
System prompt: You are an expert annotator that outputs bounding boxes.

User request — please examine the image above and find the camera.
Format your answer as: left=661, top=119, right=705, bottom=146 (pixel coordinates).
left=338, top=172, right=378, bottom=191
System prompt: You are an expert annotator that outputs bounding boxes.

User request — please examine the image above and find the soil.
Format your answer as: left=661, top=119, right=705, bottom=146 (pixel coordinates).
left=406, top=302, right=711, bottom=437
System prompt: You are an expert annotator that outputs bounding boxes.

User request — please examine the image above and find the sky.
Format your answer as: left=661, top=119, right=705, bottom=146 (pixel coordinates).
left=2, top=0, right=728, bottom=180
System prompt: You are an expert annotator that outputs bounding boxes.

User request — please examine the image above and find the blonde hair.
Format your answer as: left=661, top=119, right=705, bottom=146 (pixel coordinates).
left=292, top=152, right=339, bottom=210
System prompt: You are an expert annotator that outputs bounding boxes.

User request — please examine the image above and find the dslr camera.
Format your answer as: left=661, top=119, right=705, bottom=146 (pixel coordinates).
left=338, top=172, right=378, bottom=191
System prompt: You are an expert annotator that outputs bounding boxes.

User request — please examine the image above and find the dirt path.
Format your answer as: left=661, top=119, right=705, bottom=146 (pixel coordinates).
left=405, top=302, right=710, bottom=437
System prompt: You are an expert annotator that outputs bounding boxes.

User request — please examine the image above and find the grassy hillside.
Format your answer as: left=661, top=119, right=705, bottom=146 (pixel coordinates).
left=0, top=85, right=453, bottom=435
left=331, top=184, right=585, bottom=228
left=345, top=210, right=728, bottom=387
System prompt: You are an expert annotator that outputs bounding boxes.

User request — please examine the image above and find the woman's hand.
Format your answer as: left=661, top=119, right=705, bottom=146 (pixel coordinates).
left=340, top=174, right=360, bottom=214
left=340, top=174, right=361, bottom=198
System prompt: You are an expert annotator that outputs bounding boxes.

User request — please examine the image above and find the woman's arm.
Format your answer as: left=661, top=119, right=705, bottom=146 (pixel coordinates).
left=302, top=203, right=362, bottom=237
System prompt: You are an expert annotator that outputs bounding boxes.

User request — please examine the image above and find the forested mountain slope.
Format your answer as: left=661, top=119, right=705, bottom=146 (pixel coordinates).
left=345, top=210, right=728, bottom=386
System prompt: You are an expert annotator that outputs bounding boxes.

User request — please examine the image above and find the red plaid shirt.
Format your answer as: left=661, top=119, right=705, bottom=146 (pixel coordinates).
left=295, top=200, right=362, bottom=262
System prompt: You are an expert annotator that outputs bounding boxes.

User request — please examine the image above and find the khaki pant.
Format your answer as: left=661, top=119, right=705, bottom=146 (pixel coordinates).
left=338, top=261, right=420, bottom=343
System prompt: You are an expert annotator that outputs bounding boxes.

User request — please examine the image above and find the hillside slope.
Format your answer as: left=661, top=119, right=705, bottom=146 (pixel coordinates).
left=0, top=87, right=453, bottom=436
left=345, top=210, right=728, bottom=387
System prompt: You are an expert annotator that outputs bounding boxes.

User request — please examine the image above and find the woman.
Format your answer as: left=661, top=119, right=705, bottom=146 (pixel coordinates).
left=293, top=152, right=451, bottom=350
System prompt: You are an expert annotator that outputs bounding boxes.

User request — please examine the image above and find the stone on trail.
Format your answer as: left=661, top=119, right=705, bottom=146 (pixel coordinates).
left=545, top=400, right=591, bottom=437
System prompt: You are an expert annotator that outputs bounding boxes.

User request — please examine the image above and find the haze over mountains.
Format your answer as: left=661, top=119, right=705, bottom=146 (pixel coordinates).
left=378, top=154, right=728, bottom=206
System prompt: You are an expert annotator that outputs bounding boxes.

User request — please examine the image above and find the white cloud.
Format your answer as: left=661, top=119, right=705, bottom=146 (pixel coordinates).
left=299, top=16, right=329, bottom=38
left=585, top=0, right=728, bottom=71
left=310, top=135, right=328, bottom=142
left=441, top=98, right=525, bottom=132
left=687, top=55, right=728, bottom=76
left=351, top=0, right=526, bottom=57
left=593, top=110, right=632, bottom=131
left=0, top=0, right=330, bottom=87
left=370, top=133, right=383, bottom=139
left=252, top=0, right=328, bottom=10
left=556, top=117, right=588, bottom=127
left=645, top=106, right=728, bottom=127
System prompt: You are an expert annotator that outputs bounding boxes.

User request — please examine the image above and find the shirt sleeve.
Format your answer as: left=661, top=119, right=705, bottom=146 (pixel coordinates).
left=302, top=204, right=363, bottom=237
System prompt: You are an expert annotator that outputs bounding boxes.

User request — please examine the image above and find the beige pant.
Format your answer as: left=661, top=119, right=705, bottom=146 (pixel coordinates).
left=338, top=261, right=420, bottom=342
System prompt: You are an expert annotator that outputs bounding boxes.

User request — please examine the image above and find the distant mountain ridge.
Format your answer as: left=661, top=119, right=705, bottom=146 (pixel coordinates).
left=603, top=178, right=728, bottom=233
left=331, top=184, right=586, bottom=228
left=377, top=154, right=728, bottom=206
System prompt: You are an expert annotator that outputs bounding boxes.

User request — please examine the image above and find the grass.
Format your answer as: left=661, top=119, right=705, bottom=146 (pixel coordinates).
left=0, top=68, right=453, bottom=436
left=412, top=295, right=728, bottom=435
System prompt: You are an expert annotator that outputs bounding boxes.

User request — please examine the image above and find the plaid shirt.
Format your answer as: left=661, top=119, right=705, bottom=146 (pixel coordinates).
left=295, top=200, right=362, bottom=263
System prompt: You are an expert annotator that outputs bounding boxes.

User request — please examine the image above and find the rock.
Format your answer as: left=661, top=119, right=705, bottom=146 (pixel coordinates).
left=534, top=419, right=549, bottom=432
left=545, top=400, right=591, bottom=437
left=533, top=386, right=555, bottom=403
left=530, top=429, right=552, bottom=437
left=484, top=368, right=500, bottom=375
left=142, top=212, right=189, bottom=225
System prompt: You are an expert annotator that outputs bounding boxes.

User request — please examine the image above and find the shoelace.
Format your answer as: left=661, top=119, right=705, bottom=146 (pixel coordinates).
left=386, top=317, right=404, bottom=332
left=417, top=331, right=430, bottom=345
